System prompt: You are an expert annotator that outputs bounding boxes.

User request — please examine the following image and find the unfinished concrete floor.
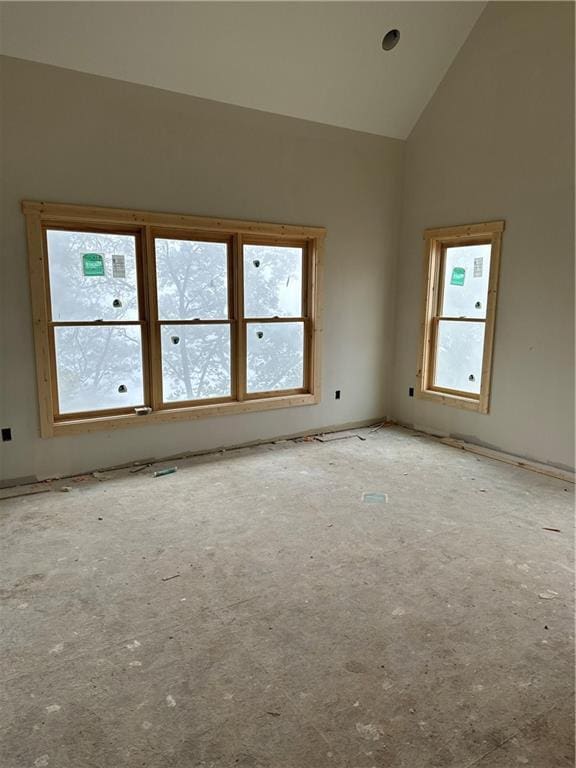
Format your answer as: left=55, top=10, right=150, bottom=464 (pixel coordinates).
left=0, top=426, right=574, bottom=768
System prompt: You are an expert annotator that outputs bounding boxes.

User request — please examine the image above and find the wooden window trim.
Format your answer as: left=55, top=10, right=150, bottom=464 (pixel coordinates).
left=416, top=220, right=504, bottom=414
left=23, top=201, right=325, bottom=437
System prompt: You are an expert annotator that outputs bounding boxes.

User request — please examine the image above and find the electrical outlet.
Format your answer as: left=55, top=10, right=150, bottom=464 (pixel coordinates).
left=1, top=428, right=12, bottom=442
left=335, top=390, right=341, bottom=400
left=409, top=387, right=414, bottom=397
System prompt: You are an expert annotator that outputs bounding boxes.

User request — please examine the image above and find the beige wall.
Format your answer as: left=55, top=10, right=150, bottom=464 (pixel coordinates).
left=392, top=2, right=575, bottom=470
left=0, top=55, right=403, bottom=482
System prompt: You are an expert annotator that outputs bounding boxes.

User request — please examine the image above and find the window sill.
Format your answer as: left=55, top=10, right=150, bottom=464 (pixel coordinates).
left=48, top=393, right=319, bottom=437
left=416, top=387, right=488, bottom=414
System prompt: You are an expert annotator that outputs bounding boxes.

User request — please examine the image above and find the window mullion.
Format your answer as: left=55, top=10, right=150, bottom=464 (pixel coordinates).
left=47, top=324, right=61, bottom=419
left=234, top=233, right=246, bottom=401
left=429, top=315, right=440, bottom=391
left=434, top=244, right=446, bottom=317
left=144, top=225, right=163, bottom=411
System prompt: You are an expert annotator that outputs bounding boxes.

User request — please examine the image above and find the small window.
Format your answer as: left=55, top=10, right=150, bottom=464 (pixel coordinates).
left=417, top=221, right=504, bottom=413
left=23, top=202, right=324, bottom=436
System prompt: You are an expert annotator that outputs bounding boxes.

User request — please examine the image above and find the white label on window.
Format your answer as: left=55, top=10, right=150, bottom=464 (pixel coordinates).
left=473, top=256, right=483, bottom=278
left=112, top=254, right=126, bottom=279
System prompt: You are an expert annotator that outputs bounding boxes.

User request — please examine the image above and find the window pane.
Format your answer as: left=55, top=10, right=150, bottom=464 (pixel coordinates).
left=434, top=321, right=485, bottom=394
left=54, top=326, right=144, bottom=414
left=155, top=238, right=228, bottom=320
left=161, top=324, right=231, bottom=402
left=441, top=244, right=491, bottom=319
left=246, top=322, right=304, bottom=393
left=244, top=245, right=303, bottom=318
left=47, top=230, right=139, bottom=322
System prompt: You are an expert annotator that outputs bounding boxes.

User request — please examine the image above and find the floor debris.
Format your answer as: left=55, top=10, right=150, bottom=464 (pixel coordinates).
left=368, top=421, right=394, bottom=433
left=362, top=492, right=388, bottom=504
left=538, top=590, right=559, bottom=600
left=153, top=467, right=177, bottom=478
left=60, top=486, right=72, bottom=493
left=316, top=431, right=366, bottom=443
left=542, top=527, right=561, bottom=533
left=130, top=464, right=151, bottom=474
left=161, top=574, right=181, bottom=582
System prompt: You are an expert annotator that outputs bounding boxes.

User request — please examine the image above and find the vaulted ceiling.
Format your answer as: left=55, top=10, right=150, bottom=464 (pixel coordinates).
left=0, top=2, right=485, bottom=138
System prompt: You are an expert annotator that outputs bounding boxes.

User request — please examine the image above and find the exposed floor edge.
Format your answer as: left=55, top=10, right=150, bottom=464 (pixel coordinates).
left=400, top=421, right=575, bottom=484
left=142, top=417, right=388, bottom=468
left=439, top=437, right=575, bottom=484
left=0, top=416, right=390, bottom=492
left=0, top=474, right=37, bottom=490
left=3, top=418, right=571, bottom=498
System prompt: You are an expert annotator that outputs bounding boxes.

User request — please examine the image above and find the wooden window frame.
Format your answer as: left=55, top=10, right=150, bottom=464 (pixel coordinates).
left=23, top=201, right=325, bottom=437
left=416, top=221, right=504, bottom=414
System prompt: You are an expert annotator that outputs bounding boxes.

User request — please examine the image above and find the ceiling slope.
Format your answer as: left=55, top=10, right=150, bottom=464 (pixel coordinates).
left=0, top=2, right=485, bottom=138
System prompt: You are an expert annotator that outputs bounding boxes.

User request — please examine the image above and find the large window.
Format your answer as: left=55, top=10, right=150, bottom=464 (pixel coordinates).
left=23, top=202, right=324, bottom=436
left=417, top=221, right=504, bottom=413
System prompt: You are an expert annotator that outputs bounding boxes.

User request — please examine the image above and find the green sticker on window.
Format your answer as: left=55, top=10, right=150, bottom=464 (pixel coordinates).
left=82, top=253, right=105, bottom=277
left=450, top=267, right=465, bottom=286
